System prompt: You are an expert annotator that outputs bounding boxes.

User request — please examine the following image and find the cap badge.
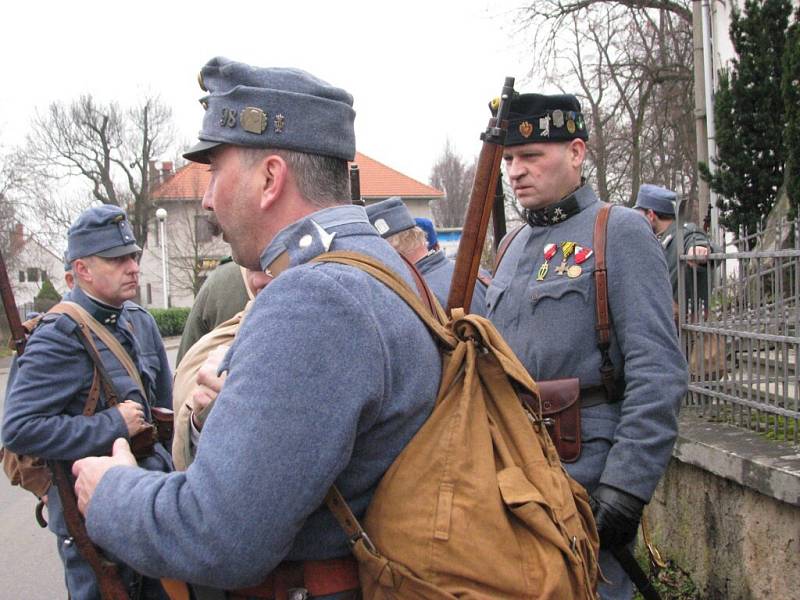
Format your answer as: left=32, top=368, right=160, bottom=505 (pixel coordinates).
left=274, top=114, right=285, bottom=134
left=539, top=115, right=551, bottom=138
left=374, top=219, right=390, bottom=235
left=566, top=119, right=576, bottom=134
left=552, top=109, right=565, bottom=128
left=519, top=121, right=533, bottom=138
left=241, top=107, right=268, bottom=135
left=112, top=214, right=124, bottom=223
left=197, top=71, right=207, bottom=92
left=220, top=107, right=237, bottom=128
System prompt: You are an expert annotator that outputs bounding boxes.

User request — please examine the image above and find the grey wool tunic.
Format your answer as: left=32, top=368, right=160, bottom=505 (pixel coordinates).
left=487, top=185, right=687, bottom=503
left=85, top=205, right=442, bottom=592
left=415, top=249, right=488, bottom=316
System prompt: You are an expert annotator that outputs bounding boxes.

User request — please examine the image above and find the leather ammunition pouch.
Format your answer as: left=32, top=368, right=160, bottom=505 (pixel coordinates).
left=520, top=378, right=581, bottom=463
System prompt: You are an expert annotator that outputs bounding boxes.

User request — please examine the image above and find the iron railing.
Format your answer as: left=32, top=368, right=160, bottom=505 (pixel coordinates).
left=677, top=207, right=799, bottom=445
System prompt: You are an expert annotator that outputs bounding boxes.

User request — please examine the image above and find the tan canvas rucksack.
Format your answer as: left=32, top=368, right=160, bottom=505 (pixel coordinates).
left=316, top=252, right=601, bottom=600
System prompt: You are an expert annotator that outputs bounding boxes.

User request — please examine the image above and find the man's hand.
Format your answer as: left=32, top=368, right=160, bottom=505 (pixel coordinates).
left=72, top=438, right=136, bottom=515
left=589, top=485, right=644, bottom=549
left=191, top=345, right=229, bottom=430
left=117, top=400, right=148, bottom=437
left=686, top=245, right=709, bottom=268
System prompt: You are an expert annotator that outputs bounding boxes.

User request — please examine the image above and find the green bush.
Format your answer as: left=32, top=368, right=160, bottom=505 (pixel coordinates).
left=34, top=279, right=62, bottom=313
left=149, top=307, right=191, bottom=337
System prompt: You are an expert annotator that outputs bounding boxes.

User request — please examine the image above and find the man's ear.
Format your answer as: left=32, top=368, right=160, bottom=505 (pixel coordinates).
left=258, top=154, right=289, bottom=211
left=567, top=138, right=586, bottom=167
left=72, top=258, right=92, bottom=282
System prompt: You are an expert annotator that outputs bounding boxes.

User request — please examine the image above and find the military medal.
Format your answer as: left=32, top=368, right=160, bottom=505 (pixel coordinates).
left=536, top=243, right=557, bottom=281
left=555, top=241, right=576, bottom=275
left=567, top=265, right=582, bottom=278
left=574, top=245, right=593, bottom=264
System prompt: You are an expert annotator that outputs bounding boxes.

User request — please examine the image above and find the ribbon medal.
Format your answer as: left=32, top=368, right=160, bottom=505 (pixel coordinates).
left=536, top=243, right=558, bottom=281
left=568, top=245, right=593, bottom=278
left=555, top=241, right=577, bottom=275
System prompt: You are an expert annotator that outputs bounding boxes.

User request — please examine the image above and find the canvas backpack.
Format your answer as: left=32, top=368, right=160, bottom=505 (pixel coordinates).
left=315, top=251, right=601, bottom=600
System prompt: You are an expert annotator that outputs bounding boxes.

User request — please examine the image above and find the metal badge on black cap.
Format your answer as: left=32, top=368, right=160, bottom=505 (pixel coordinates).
left=552, top=109, right=565, bottom=128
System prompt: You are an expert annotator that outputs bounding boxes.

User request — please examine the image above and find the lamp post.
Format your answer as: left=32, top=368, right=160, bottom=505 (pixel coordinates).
left=155, top=208, right=169, bottom=308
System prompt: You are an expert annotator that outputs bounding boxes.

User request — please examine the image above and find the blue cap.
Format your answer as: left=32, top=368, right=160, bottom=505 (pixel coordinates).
left=63, top=250, right=72, bottom=271
left=184, top=57, right=356, bottom=163
left=635, top=184, right=676, bottom=216
left=414, top=217, right=438, bottom=250
left=67, top=205, right=141, bottom=260
left=498, top=93, right=588, bottom=146
left=365, top=197, right=415, bottom=238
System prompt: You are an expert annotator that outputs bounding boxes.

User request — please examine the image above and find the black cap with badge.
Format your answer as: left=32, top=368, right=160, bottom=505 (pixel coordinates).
left=494, top=93, right=589, bottom=146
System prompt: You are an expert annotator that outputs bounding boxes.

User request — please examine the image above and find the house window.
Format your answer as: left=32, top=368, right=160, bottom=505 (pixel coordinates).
left=18, top=270, right=25, bottom=283
left=26, top=268, right=39, bottom=283
left=146, top=283, right=152, bottom=305
left=40, top=269, right=48, bottom=282
left=195, top=214, right=216, bottom=243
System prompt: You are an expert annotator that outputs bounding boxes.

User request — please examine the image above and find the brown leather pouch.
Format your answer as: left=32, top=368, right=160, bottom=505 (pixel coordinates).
left=522, top=378, right=581, bottom=463
left=130, top=424, right=158, bottom=459
left=151, top=407, right=175, bottom=447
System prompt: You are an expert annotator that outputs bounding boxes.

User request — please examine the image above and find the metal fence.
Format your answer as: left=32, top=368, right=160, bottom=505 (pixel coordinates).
left=677, top=211, right=800, bottom=445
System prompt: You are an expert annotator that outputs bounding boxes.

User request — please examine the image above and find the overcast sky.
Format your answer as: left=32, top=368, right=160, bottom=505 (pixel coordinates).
left=0, top=0, right=545, bottom=185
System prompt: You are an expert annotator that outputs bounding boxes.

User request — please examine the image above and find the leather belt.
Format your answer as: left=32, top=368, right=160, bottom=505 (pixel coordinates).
left=227, top=557, right=359, bottom=600
left=580, top=384, right=621, bottom=408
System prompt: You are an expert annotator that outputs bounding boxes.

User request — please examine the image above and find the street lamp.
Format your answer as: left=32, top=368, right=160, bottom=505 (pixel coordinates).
left=155, top=208, right=169, bottom=309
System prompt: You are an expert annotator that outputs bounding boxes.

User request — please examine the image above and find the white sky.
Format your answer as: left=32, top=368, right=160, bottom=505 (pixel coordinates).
left=0, top=0, right=543, bottom=185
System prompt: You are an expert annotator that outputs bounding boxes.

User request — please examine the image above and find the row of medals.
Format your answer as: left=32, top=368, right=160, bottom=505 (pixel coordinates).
left=536, top=242, right=593, bottom=281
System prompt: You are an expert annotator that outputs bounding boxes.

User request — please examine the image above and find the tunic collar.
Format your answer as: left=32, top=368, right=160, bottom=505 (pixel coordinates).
left=259, top=205, right=373, bottom=276
left=415, top=249, right=447, bottom=273
left=68, top=285, right=124, bottom=326
left=524, top=183, right=596, bottom=227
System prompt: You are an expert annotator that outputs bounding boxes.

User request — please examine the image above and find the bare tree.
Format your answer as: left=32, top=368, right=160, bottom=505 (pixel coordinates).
left=163, top=203, right=222, bottom=299
left=19, top=94, right=175, bottom=249
left=513, top=1, right=696, bottom=207
left=429, top=140, right=477, bottom=227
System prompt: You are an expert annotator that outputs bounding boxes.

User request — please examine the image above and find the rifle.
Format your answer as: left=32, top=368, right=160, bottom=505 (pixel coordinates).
left=350, top=164, right=365, bottom=206
left=0, top=249, right=129, bottom=600
left=446, top=77, right=515, bottom=313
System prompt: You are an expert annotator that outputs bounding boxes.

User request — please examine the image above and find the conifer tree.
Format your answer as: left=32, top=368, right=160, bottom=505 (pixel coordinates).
left=783, top=6, right=800, bottom=219
left=700, top=0, right=791, bottom=237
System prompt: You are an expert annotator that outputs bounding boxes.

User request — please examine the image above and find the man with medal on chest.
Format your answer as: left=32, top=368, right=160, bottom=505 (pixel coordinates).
left=486, top=92, right=687, bottom=600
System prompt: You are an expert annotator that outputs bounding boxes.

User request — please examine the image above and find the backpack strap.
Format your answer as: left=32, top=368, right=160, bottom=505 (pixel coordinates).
left=592, top=204, right=618, bottom=400
left=493, top=223, right=526, bottom=275
left=312, top=251, right=454, bottom=349
left=50, top=302, right=146, bottom=397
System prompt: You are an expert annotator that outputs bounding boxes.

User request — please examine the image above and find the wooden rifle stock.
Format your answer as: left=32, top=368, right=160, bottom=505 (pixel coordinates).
left=0, top=249, right=129, bottom=599
left=350, top=164, right=364, bottom=206
left=446, top=77, right=515, bottom=314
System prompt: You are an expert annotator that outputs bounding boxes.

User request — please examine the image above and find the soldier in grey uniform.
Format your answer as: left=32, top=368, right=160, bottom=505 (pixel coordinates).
left=2, top=204, right=173, bottom=600
left=366, top=196, right=488, bottom=315
left=634, top=184, right=715, bottom=317
left=486, top=93, right=687, bottom=599
left=71, top=57, right=441, bottom=598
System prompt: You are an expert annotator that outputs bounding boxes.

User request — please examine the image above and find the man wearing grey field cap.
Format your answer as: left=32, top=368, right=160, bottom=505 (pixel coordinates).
left=366, top=196, right=489, bottom=315
left=72, top=57, right=440, bottom=598
left=635, top=184, right=715, bottom=316
left=3, top=204, right=173, bottom=599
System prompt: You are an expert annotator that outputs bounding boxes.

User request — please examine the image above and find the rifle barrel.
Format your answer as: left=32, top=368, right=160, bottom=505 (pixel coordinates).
left=0, top=250, right=26, bottom=355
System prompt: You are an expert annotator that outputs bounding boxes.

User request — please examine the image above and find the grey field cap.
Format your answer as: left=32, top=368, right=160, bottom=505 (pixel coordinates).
left=634, top=184, right=677, bottom=217
left=365, top=197, right=416, bottom=238
left=184, top=57, right=356, bottom=163
left=67, top=204, right=142, bottom=261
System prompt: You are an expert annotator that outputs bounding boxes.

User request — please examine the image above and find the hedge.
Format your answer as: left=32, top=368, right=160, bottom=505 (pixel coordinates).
left=149, top=307, right=191, bottom=337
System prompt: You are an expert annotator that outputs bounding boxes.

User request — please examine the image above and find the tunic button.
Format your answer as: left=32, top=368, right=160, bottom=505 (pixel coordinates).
left=298, top=234, right=313, bottom=248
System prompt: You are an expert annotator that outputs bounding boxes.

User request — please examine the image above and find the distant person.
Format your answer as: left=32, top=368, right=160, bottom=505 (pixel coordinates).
left=176, top=257, right=249, bottom=366
left=414, top=217, right=440, bottom=251
left=634, top=184, right=715, bottom=318
left=367, top=197, right=489, bottom=315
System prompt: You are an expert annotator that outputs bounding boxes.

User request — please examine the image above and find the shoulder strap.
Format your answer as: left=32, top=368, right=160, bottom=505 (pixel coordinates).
left=493, top=223, right=526, bottom=275
left=592, top=204, right=618, bottom=399
left=50, top=302, right=146, bottom=396
left=312, top=251, right=454, bottom=349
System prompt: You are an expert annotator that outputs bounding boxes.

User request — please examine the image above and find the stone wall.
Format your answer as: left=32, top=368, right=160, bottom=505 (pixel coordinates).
left=645, top=414, right=800, bottom=599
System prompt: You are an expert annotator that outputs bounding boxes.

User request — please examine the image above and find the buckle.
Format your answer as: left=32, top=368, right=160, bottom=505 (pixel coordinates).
left=287, top=588, right=309, bottom=600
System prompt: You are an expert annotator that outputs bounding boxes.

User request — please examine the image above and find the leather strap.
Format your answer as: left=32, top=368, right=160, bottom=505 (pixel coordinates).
left=592, top=204, right=618, bottom=400
left=593, top=206, right=612, bottom=348
left=51, top=302, right=146, bottom=395
left=399, top=254, right=447, bottom=326
left=228, top=557, right=359, bottom=600
left=492, top=223, right=526, bottom=275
